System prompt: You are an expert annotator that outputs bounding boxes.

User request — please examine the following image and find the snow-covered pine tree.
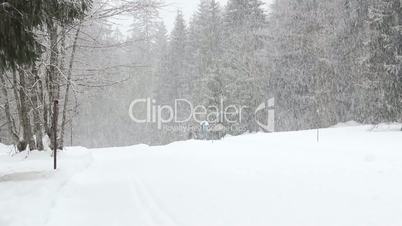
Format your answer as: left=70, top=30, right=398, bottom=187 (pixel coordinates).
left=222, top=0, right=266, bottom=134
left=128, top=3, right=163, bottom=144
left=167, top=10, right=188, bottom=101
left=186, top=0, right=225, bottom=137
left=268, top=0, right=367, bottom=131
left=156, top=11, right=189, bottom=142
left=365, top=0, right=402, bottom=123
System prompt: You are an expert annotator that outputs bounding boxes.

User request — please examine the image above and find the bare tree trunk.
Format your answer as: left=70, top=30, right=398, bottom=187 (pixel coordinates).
left=60, top=24, right=81, bottom=149
left=40, top=70, right=49, bottom=137
left=47, top=20, right=60, bottom=149
left=31, top=66, right=44, bottom=150
left=12, top=70, right=22, bottom=128
left=0, top=72, right=19, bottom=144
left=58, top=24, right=67, bottom=149
left=18, top=69, right=36, bottom=151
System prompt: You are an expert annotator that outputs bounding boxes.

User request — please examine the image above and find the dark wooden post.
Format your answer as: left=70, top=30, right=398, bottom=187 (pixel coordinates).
left=53, top=100, right=59, bottom=170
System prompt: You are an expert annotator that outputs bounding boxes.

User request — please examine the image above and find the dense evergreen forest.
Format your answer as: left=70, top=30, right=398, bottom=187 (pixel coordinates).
left=1, top=0, right=401, bottom=149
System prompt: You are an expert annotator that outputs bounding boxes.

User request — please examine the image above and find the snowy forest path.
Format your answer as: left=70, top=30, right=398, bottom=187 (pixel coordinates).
left=41, top=127, right=402, bottom=226
left=128, top=175, right=181, bottom=226
left=45, top=148, right=180, bottom=226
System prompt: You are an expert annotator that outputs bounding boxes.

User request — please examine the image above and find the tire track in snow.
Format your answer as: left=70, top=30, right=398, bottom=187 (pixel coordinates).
left=129, top=176, right=181, bottom=226
left=44, top=150, right=95, bottom=226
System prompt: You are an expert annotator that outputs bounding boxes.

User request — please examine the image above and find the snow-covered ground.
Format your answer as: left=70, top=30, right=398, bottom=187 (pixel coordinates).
left=1, top=124, right=402, bottom=226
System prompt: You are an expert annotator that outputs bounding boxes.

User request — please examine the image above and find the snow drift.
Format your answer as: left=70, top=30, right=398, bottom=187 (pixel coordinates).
left=1, top=124, right=402, bottom=226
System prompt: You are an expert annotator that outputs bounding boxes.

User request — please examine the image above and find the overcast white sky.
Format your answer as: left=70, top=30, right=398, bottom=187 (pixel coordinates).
left=114, top=0, right=273, bottom=36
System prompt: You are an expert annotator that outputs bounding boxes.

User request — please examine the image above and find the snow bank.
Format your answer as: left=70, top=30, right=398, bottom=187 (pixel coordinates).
left=331, top=121, right=401, bottom=132
left=0, top=143, right=12, bottom=155
left=0, top=147, right=92, bottom=226
left=1, top=125, right=402, bottom=226
left=331, top=120, right=361, bottom=128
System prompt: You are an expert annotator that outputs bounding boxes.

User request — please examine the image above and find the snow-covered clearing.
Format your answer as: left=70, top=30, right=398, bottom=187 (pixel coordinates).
left=1, top=124, right=402, bottom=226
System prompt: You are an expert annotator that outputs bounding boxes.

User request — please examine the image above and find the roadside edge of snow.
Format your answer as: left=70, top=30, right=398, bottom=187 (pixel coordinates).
left=0, top=147, right=94, bottom=226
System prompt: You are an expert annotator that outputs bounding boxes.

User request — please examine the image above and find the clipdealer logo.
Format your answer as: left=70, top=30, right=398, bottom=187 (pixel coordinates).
left=129, top=98, right=275, bottom=132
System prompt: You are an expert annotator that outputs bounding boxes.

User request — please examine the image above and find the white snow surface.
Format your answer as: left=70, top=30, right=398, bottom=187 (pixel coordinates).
left=1, top=124, right=402, bottom=226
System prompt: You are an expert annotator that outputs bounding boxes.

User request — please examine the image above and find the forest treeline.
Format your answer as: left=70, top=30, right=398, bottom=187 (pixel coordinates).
left=1, top=0, right=401, bottom=148
left=270, top=0, right=402, bottom=131
left=98, top=0, right=401, bottom=146
left=0, top=0, right=161, bottom=150
left=0, top=0, right=93, bottom=151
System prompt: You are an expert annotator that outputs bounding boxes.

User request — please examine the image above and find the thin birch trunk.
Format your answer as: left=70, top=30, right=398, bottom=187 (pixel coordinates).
left=12, top=70, right=22, bottom=128
left=47, top=20, right=60, bottom=149
left=18, top=69, right=36, bottom=150
left=0, top=72, right=19, bottom=144
left=60, top=24, right=81, bottom=149
left=31, top=66, right=44, bottom=150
